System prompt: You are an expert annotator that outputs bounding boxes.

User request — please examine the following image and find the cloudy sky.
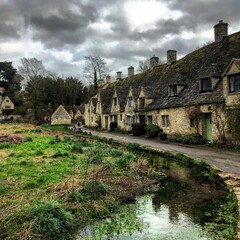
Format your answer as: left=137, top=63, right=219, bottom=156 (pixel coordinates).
left=1, top=0, right=240, bottom=81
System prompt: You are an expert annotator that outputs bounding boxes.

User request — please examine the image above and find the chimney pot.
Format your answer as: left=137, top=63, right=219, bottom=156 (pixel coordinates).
left=167, top=50, right=177, bottom=65
left=116, top=71, right=122, bottom=80
left=214, top=20, right=228, bottom=42
left=128, top=66, right=134, bottom=77
left=150, top=55, right=159, bottom=69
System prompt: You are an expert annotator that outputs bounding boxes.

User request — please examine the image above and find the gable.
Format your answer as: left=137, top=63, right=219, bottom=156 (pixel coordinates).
left=51, top=105, right=71, bottom=120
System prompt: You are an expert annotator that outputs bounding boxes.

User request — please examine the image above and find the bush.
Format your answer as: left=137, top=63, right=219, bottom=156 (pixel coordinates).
left=159, top=131, right=168, bottom=140
left=26, top=200, right=73, bottom=239
left=168, top=134, right=207, bottom=145
left=110, top=122, right=118, bottom=131
left=146, top=124, right=160, bottom=138
left=131, top=123, right=146, bottom=136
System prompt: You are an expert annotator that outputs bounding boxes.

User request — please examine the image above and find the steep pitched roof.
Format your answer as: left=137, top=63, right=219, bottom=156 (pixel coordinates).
left=104, top=30, right=240, bottom=111
left=99, top=88, right=114, bottom=114
left=51, top=105, right=71, bottom=119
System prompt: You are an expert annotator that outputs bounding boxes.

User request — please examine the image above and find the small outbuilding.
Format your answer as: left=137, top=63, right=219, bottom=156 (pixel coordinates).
left=51, top=105, right=71, bottom=125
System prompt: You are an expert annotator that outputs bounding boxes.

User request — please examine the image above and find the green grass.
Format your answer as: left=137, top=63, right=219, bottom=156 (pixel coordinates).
left=0, top=124, right=237, bottom=240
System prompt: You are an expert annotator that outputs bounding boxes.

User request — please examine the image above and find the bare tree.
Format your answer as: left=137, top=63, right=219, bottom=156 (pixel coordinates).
left=83, top=54, right=108, bottom=90
left=18, top=58, right=50, bottom=87
left=137, top=58, right=151, bottom=73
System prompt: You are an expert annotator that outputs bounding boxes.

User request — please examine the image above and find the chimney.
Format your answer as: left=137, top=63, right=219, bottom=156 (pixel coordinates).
left=167, top=50, right=177, bottom=65
left=150, top=55, right=159, bottom=69
left=214, top=20, right=228, bottom=42
left=106, top=75, right=112, bottom=83
left=116, top=71, right=122, bottom=80
left=128, top=66, right=134, bottom=77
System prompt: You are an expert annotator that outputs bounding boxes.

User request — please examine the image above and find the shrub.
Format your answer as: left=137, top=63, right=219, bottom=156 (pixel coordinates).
left=146, top=124, right=161, bottom=138
left=110, top=122, right=118, bottom=131
left=168, top=134, right=207, bottom=145
left=159, top=131, right=168, bottom=140
left=26, top=201, right=73, bottom=239
left=131, top=123, right=146, bottom=136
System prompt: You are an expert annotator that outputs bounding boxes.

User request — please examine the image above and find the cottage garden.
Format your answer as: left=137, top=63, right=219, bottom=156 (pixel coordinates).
left=0, top=123, right=238, bottom=240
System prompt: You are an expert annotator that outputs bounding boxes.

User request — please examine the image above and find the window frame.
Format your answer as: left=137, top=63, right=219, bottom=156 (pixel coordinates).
left=162, top=115, right=170, bottom=128
left=113, top=97, right=117, bottom=106
left=128, top=96, right=133, bottom=107
left=200, top=77, right=212, bottom=92
left=169, top=85, right=177, bottom=97
left=139, top=97, right=145, bottom=109
left=229, top=73, right=240, bottom=93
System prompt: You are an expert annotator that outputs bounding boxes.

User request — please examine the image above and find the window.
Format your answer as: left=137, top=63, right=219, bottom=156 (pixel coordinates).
left=139, top=97, right=145, bottom=109
left=113, top=115, right=117, bottom=122
left=229, top=73, right=240, bottom=92
left=169, top=85, right=177, bottom=96
left=6, top=100, right=9, bottom=103
left=162, top=115, right=170, bottom=127
left=190, top=118, right=196, bottom=128
left=200, top=78, right=212, bottom=92
left=91, top=117, right=93, bottom=122
left=4, top=106, right=10, bottom=109
left=120, top=114, right=122, bottom=121
left=128, top=97, right=133, bottom=107
left=113, top=97, right=117, bottom=106
left=126, top=116, right=132, bottom=125
left=139, top=115, right=145, bottom=124
left=147, top=116, right=153, bottom=124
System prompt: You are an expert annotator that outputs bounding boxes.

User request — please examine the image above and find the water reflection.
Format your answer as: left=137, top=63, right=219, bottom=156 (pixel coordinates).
left=78, top=195, right=209, bottom=240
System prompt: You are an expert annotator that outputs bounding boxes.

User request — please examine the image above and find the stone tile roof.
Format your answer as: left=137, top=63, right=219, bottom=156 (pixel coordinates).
left=100, top=88, right=114, bottom=114
left=102, top=30, right=240, bottom=111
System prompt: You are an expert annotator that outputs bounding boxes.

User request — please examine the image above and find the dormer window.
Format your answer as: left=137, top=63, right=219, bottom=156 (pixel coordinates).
left=139, top=97, right=145, bottom=108
left=128, top=97, right=133, bottom=107
left=229, top=73, right=240, bottom=92
left=113, top=97, right=117, bottom=106
left=169, top=85, right=177, bottom=97
left=200, top=78, right=212, bottom=92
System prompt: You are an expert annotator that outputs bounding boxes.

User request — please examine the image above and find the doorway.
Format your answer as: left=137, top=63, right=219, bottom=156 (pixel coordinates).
left=204, top=113, right=212, bottom=142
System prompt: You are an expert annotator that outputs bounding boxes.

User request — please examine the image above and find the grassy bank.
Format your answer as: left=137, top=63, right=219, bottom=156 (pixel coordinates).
left=0, top=123, right=238, bottom=240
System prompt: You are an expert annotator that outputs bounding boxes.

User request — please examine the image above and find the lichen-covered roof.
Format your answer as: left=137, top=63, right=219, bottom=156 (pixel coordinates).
left=100, top=88, right=114, bottom=114
left=99, top=30, right=240, bottom=111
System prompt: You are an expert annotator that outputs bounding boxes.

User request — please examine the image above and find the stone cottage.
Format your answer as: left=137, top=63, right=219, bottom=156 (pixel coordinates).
left=0, top=88, right=14, bottom=115
left=51, top=105, right=71, bottom=125
left=85, top=21, right=240, bottom=142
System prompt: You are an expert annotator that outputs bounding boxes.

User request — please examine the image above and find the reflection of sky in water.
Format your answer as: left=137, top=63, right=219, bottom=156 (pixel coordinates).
left=78, top=195, right=209, bottom=240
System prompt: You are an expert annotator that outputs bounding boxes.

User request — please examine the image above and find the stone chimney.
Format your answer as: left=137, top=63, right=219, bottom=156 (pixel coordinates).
left=167, top=50, right=177, bottom=65
left=97, top=79, right=104, bottom=87
left=116, top=71, right=122, bottom=80
left=106, top=75, right=112, bottom=83
left=214, top=20, right=228, bottom=42
left=150, top=55, right=159, bottom=69
left=128, top=66, right=134, bottom=77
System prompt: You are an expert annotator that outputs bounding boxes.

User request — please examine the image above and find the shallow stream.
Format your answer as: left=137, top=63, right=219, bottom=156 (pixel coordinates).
left=75, top=157, right=228, bottom=240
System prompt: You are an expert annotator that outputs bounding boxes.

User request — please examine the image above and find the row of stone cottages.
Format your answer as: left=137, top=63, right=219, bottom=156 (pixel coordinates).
left=83, top=21, right=240, bottom=142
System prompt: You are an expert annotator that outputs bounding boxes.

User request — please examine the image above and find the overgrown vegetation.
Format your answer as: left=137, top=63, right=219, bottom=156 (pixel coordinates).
left=0, top=124, right=237, bottom=240
left=168, top=133, right=207, bottom=145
